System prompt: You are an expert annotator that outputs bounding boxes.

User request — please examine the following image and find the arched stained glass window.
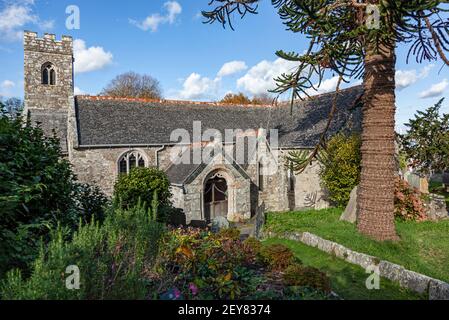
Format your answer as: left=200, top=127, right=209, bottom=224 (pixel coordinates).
left=118, top=151, right=147, bottom=175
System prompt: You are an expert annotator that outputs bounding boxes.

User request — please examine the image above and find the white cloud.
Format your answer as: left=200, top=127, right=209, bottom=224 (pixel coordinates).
left=237, top=58, right=297, bottom=95
left=73, top=39, right=113, bottom=74
left=419, top=79, right=449, bottom=99
left=1, top=80, right=15, bottom=89
left=0, top=2, right=54, bottom=41
left=217, top=61, right=247, bottom=78
left=395, top=64, right=434, bottom=90
left=305, top=76, right=340, bottom=96
left=74, top=86, right=85, bottom=95
left=130, top=1, right=182, bottom=32
left=0, top=79, right=16, bottom=97
left=177, top=73, right=219, bottom=100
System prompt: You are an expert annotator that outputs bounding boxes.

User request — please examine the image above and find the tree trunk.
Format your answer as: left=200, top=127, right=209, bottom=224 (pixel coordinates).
left=357, top=39, right=399, bottom=241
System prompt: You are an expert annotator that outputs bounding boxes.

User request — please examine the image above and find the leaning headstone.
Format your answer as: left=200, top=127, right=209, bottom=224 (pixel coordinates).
left=211, top=216, right=230, bottom=233
left=340, top=186, right=358, bottom=223
left=427, top=194, right=449, bottom=221
left=443, top=173, right=449, bottom=192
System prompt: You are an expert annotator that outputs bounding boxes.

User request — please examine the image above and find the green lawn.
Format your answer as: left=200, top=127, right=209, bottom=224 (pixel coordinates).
left=264, top=208, right=449, bottom=283
left=264, top=238, right=423, bottom=300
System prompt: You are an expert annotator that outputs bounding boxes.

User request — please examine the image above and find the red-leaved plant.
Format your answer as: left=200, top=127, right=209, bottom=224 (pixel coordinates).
left=394, top=177, right=428, bottom=222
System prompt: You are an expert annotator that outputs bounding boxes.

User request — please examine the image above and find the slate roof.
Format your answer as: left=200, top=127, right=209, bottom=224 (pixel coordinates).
left=74, top=85, right=363, bottom=149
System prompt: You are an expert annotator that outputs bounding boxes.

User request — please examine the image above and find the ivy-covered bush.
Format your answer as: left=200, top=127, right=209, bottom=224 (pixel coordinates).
left=113, top=167, right=171, bottom=209
left=0, top=204, right=165, bottom=300
left=319, top=133, right=362, bottom=208
left=394, top=178, right=428, bottom=222
left=0, top=114, right=109, bottom=277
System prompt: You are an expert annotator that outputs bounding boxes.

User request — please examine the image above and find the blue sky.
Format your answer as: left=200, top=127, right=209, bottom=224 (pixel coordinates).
left=0, top=0, right=448, bottom=131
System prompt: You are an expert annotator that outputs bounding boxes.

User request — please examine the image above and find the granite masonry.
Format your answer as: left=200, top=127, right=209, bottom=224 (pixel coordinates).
left=24, top=31, right=363, bottom=224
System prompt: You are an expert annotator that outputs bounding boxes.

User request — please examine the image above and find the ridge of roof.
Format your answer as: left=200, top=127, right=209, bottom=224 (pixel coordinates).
left=74, top=85, right=363, bottom=108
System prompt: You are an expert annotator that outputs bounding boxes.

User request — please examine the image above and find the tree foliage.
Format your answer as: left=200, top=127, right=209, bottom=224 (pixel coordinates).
left=113, top=167, right=171, bottom=210
left=0, top=114, right=108, bottom=277
left=0, top=97, right=23, bottom=118
left=318, top=133, right=362, bottom=208
left=101, top=72, right=163, bottom=99
left=220, top=92, right=275, bottom=105
left=204, top=1, right=449, bottom=101
left=220, top=92, right=252, bottom=104
left=400, top=98, right=449, bottom=176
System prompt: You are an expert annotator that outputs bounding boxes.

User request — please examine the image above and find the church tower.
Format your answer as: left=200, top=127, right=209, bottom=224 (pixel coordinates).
left=23, top=31, right=74, bottom=154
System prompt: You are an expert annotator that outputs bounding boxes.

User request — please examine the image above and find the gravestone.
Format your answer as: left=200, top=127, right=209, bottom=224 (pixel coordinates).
left=340, top=186, right=358, bottom=223
left=211, top=216, right=230, bottom=233
left=443, top=173, right=449, bottom=192
left=427, top=194, right=449, bottom=221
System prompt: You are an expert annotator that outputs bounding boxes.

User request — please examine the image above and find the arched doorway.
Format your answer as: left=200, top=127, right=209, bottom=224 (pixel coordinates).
left=204, top=172, right=228, bottom=223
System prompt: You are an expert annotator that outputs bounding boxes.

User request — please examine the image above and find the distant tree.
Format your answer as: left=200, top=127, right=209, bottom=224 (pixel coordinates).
left=220, top=92, right=274, bottom=105
left=400, top=98, right=449, bottom=176
left=251, top=93, right=275, bottom=105
left=220, top=92, right=252, bottom=104
left=1, top=98, right=23, bottom=118
left=101, top=72, right=162, bottom=99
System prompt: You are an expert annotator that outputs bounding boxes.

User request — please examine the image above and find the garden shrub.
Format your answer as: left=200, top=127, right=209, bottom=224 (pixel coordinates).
left=73, top=183, right=110, bottom=225
left=0, top=204, right=165, bottom=300
left=243, top=237, right=262, bottom=254
left=394, top=177, right=428, bottom=221
left=149, top=229, right=331, bottom=300
left=258, top=243, right=296, bottom=271
left=319, top=133, right=361, bottom=208
left=283, top=263, right=331, bottom=294
left=113, top=167, right=171, bottom=209
left=217, top=228, right=241, bottom=240
left=0, top=114, right=109, bottom=278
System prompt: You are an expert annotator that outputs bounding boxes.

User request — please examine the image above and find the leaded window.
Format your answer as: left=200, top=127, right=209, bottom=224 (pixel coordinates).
left=118, top=151, right=146, bottom=174
left=42, top=63, right=56, bottom=85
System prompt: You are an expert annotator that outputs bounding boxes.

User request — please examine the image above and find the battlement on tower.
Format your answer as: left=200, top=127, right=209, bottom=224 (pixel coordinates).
left=24, top=31, right=73, bottom=55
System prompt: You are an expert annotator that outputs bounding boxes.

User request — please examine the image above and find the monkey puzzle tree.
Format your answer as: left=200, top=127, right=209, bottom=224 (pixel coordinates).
left=203, top=0, right=449, bottom=241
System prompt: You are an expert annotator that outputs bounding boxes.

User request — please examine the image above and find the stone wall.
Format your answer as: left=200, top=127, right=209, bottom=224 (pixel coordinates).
left=288, top=151, right=329, bottom=210
left=69, top=146, right=170, bottom=196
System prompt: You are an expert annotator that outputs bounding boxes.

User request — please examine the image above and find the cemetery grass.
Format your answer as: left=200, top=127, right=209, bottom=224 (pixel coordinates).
left=263, top=238, right=424, bottom=300
left=265, top=208, right=449, bottom=283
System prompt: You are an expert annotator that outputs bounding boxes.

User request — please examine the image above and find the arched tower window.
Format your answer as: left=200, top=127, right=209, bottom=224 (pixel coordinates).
left=118, top=151, right=147, bottom=175
left=42, top=63, right=56, bottom=85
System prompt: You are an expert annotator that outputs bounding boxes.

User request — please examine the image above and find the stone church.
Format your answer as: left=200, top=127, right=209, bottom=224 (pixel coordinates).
left=23, top=31, right=363, bottom=224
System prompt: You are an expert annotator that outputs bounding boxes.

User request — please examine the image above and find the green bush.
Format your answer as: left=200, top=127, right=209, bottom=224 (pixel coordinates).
left=113, top=167, right=171, bottom=209
left=0, top=204, right=165, bottom=300
left=0, top=114, right=109, bottom=277
left=73, top=183, right=110, bottom=225
left=319, top=133, right=361, bottom=208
